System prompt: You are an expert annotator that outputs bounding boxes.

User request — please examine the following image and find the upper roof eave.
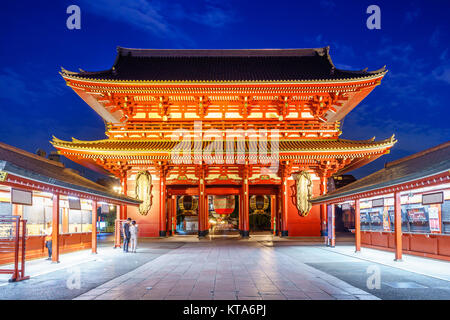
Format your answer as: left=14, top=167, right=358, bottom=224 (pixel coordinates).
left=60, top=70, right=387, bottom=86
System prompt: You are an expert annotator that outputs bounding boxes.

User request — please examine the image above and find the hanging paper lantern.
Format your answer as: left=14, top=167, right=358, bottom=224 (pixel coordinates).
left=213, top=195, right=235, bottom=215
left=178, top=195, right=198, bottom=215
left=293, top=171, right=312, bottom=217
left=250, top=195, right=269, bottom=214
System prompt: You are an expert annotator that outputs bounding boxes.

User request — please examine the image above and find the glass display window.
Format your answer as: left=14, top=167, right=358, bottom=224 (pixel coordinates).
left=360, top=211, right=371, bottom=230
left=22, top=193, right=53, bottom=235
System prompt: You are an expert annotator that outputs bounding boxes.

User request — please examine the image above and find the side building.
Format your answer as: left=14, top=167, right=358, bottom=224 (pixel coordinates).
left=0, top=142, right=140, bottom=264
left=311, top=142, right=450, bottom=261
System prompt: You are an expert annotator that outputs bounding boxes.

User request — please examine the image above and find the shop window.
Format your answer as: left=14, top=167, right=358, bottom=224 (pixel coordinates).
left=81, top=210, right=92, bottom=232
left=405, top=206, right=429, bottom=233
left=59, top=198, right=93, bottom=234
left=66, top=209, right=92, bottom=233
left=388, top=208, right=410, bottom=232
left=368, top=209, right=383, bottom=231
left=360, top=211, right=371, bottom=231
left=22, top=196, right=52, bottom=235
left=68, top=209, right=82, bottom=233
left=0, top=202, right=12, bottom=215
left=442, top=200, right=450, bottom=234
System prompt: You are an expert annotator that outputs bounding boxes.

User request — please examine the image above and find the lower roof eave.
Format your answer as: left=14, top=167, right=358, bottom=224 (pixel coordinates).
left=1, top=166, right=140, bottom=206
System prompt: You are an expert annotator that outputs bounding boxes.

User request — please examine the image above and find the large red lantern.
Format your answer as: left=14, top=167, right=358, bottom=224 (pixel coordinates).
left=213, top=195, right=235, bottom=215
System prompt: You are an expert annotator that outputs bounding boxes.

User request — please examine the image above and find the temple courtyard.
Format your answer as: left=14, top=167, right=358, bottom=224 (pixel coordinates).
left=1, top=235, right=450, bottom=300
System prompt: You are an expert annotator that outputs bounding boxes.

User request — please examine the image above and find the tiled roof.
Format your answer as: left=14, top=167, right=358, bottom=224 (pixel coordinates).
left=0, top=142, right=140, bottom=204
left=60, top=46, right=387, bottom=83
left=311, top=141, right=450, bottom=203
left=51, top=136, right=396, bottom=154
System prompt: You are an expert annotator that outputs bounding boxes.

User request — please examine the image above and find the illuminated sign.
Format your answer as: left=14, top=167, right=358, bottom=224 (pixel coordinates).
left=372, top=198, right=384, bottom=207
left=68, top=198, right=81, bottom=210
left=11, top=188, right=32, bottom=206
left=0, top=171, right=7, bottom=182
left=422, top=192, right=443, bottom=205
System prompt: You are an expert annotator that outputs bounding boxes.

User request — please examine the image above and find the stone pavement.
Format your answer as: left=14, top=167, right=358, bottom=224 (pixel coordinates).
left=321, top=245, right=450, bottom=282
left=74, top=240, right=377, bottom=300
left=0, top=239, right=184, bottom=300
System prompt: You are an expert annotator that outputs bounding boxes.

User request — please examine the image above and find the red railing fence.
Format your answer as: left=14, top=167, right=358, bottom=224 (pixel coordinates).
left=0, top=215, right=30, bottom=282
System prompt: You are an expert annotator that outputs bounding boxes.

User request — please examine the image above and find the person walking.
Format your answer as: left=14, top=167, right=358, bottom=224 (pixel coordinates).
left=122, top=218, right=131, bottom=253
left=129, top=220, right=139, bottom=253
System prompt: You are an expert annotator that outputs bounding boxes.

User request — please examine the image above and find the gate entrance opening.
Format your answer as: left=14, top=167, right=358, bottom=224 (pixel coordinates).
left=208, top=195, right=239, bottom=236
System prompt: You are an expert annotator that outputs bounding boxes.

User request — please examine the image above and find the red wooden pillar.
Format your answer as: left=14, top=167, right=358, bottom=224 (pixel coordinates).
left=205, top=195, right=210, bottom=231
left=166, top=196, right=171, bottom=236
left=120, top=173, right=128, bottom=220
left=114, top=205, right=121, bottom=248
left=280, top=168, right=289, bottom=237
left=171, top=195, right=177, bottom=235
left=51, top=194, right=60, bottom=263
left=118, top=205, right=124, bottom=220
left=238, top=194, right=243, bottom=232
left=330, top=204, right=336, bottom=247
left=91, top=200, right=98, bottom=254
left=276, top=193, right=281, bottom=236
left=241, top=166, right=250, bottom=238
left=355, top=199, right=361, bottom=252
left=270, top=195, right=276, bottom=234
left=319, top=175, right=328, bottom=237
left=394, top=192, right=403, bottom=261
left=159, top=169, right=167, bottom=237
left=198, top=169, right=207, bottom=237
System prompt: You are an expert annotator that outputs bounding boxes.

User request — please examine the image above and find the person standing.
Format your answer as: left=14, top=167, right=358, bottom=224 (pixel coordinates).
left=43, top=222, right=52, bottom=260
left=129, top=220, right=139, bottom=253
left=122, top=218, right=131, bottom=253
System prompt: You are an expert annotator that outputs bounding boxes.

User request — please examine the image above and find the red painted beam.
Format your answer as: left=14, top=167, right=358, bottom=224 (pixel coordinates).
left=91, top=200, right=97, bottom=254
left=355, top=199, right=361, bottom=252
left=51, top=194, right=60, bottom=263
left=394, top=191, right=403, bottom=261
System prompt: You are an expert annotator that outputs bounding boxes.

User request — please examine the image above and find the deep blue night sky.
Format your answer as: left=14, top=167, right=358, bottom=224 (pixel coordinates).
left=0, top=1, right=449, bottom=181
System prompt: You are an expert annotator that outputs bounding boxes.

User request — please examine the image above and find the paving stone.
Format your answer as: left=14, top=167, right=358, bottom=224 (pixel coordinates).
left=165, top=295, right=190, bottom=300
left=355, top=294, right=381, bottom=300
left=73, top=295, right=97, bottom=300
left=332, top=294, right=358, bottom=300
left=281, top=290, right=309, bottom=299
left=238, top=296, right=263, bottom=300
left=0, top=239, right=381, bottom=301
left=261, top=294, right=287, bottom=300
left=305, top=292, right=336, bottom=300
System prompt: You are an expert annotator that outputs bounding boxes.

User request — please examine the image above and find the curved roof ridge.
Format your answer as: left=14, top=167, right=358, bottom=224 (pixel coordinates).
left=0, top=142, right=65, bottom=167
left=116, top=46, right=329, bottom=58
left=337, top=135, right=395, bottom=144
left=59, top=46, right=388, bottom=82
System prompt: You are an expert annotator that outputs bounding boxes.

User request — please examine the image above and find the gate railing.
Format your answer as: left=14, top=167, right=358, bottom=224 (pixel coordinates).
left=114, top=219, right=126, bottom=248
left=0, top=215, right=30, bottom=282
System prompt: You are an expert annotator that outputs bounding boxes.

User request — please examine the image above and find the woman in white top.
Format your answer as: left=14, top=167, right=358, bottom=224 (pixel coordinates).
left=129, top=220, right=139, bottom=253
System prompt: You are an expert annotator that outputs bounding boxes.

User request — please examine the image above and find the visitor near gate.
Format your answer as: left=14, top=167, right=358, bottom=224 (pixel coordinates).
left=129, top=220, right=139, bottom=253
left=43, top=222, right=52, bottom=260
left=122, top=218, right=132, bottom=252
